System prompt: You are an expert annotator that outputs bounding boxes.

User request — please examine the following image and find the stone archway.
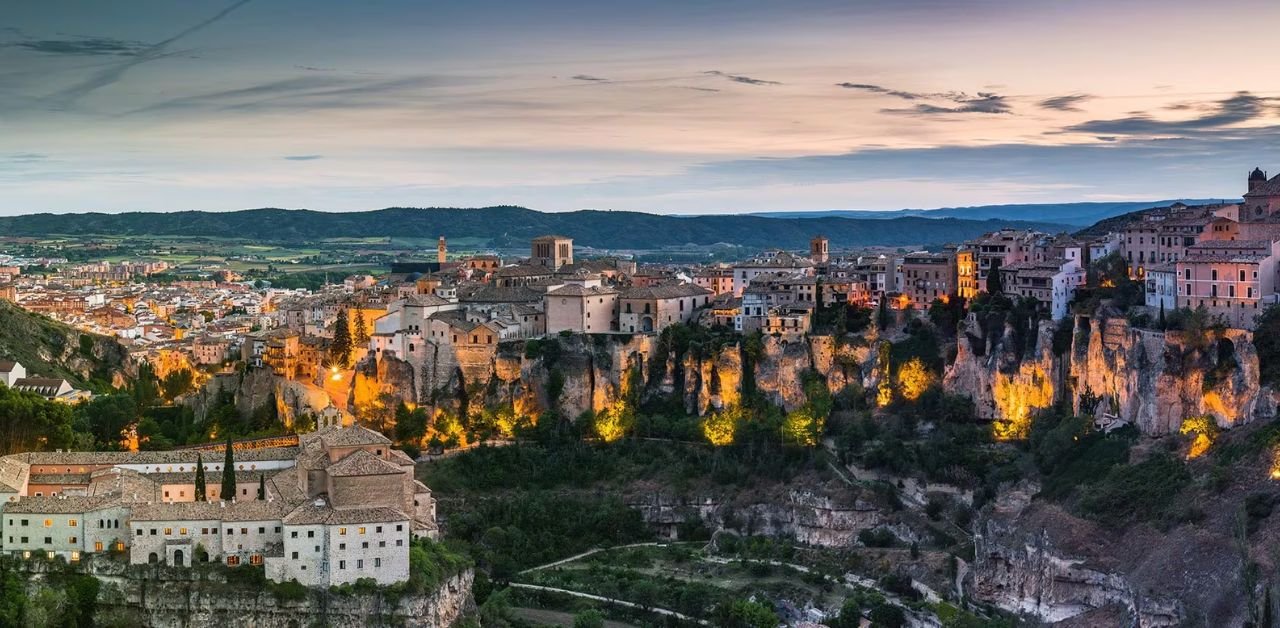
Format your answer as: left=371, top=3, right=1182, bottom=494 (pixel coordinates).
left=173, top=550, right=184, bottom=567
left=641, top=316, right=654, bottom=333
left=148, top=552, right=159, bottom=564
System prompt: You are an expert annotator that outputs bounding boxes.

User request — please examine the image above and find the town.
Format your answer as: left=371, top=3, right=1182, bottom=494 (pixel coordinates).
left=0, top=169, right=1275, bottom=596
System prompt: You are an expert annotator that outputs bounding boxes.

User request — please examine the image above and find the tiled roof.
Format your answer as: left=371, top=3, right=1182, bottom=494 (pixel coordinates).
left=620, top=284, right=712, bottom=300
left=314, top=425, right=391, bottom=448
left=283, top=502, right=410, bottom=525
left=5, top=494, right=121, bottom=514
left=546, top=284, right=618, bottom=297
left=327, top=450, right=404, bottom=477
left=0, top=360, right=19, bottom=373
left=8, top=447, right=300, bottom=466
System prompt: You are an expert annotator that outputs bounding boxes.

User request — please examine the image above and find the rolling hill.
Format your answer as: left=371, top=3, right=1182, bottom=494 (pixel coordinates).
left=0, top=206, right=1072, bottom=249
left=748, top=199, right=1234, bottom=226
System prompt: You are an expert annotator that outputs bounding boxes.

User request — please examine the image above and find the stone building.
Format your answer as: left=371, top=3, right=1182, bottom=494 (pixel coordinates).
left=0, top=426, right=435, bottom=587
left=617, top=284, right=713, bottom=333
left=531, top=235, right=574, bottom=270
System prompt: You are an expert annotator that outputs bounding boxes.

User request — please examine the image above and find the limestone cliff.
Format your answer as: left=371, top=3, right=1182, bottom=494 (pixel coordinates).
left=19, top=558, right=474, bottom=628
left=355, top=332, right=874, bottom=426
left=945, top=313, right=1276, bottom=436
left=190, top=368, right=332, bottom=428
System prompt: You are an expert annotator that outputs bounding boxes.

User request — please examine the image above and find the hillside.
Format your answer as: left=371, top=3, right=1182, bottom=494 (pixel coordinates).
left=0, top=206, right=1070, bottom=249
left=0, top=300, right=131, bottom=389
left=749, top=199, right=1233, bottom=226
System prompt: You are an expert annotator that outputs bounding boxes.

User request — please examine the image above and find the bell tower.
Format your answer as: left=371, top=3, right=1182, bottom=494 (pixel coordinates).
left=809, top=235, right=829, bottom=264
left=437, top=236, right=447, bottom=264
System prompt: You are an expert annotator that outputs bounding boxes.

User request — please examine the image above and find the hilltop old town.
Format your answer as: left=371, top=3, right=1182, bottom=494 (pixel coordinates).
left=0, top=168, right=1279, bottom=589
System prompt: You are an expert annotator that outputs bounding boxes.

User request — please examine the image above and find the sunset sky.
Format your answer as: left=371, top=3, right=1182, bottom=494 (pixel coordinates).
left=4, top=0, right=1280, bottom=215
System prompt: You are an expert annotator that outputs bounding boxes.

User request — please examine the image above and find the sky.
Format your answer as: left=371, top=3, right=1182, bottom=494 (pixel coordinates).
left=3, top=0, right=1280, bottom=216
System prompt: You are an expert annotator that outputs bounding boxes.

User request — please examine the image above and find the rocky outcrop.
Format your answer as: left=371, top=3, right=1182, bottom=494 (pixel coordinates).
left=190, top=369, right=332, bottom=428
left=972, top=484, right=1195, bottom=626
left=945, top=314, right=1275, bottom=435
left=631, top=489, right=882, bottom=548
left=20, top=558, right=474, bottom=628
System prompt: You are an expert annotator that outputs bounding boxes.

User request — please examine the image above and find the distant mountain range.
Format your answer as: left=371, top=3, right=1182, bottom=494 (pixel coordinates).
left=0, top=206, right=1075, bottom=250
left=748, top=199, right=1235, bottom=226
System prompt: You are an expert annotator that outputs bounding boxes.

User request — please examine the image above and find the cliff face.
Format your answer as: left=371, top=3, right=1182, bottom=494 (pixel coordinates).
left=355, top=333, right=874, bottom=425
left=630, top=488, right=882, bottom=548
left=21, top=558, right=474, bottom=628
left=190, top=369, right=332, bottom=428
left=945, top=314, right=1275, bottom=436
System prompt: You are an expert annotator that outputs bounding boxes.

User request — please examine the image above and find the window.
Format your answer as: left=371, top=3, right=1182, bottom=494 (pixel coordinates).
left=339, top=527, right=347, bottom=536
left=361, top=542, right=368, bottom=549
left=43, top=537, right=51, bottom=545
left=258, top=527, right=265, bottom=534
left=291, top=531, right=298, bottom=538
left=135, top=529, right=142, bottom=537
left=375, top=526, right=383, bottom=534
left=95, top=542, right=103, bottom=552
left=240, top=528, right=247, bottom=535
left=68, top=519, right=76, bottom=527
left=165, top=528, right=172, bottom=535
left=68, top=537, right=76, bottom=544
left=396, top=524, right=403, bottom=532
left=150, top=529, right=157, bottom=536
left=226, top=528, right=234, bottom=535
left=250, top=554, right=263, bottom=566
left=375, top=557, right=381, bottom=568
left=292, top=551, right=299, bottom=559
left=357, top=559, right=364, bottom=569
left=227, top=556, right=240, bottom=566
left=339, top=543, right=346, bottom=550
left=43, top=519, right=51, bottom=528
left=180, top=528, right=187, bottom=535
left=358, top=527, right=366, bottom=535
left=339, top=560, right=346, bottom=570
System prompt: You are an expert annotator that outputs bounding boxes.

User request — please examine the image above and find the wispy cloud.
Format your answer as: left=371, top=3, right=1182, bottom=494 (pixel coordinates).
left=283, top=155, right=323, bottom=161
left=9, top=37, right=149, bottom=57
left=1064, top=91, right=1277, bottom=136
left=44, top=0, right=255, bottom=108
left=570, top=74, right=608, bottom=82
left=837, top=82, right=1011, bottom=115
left=122, top=75, right=457, bottom=115
left=1038, top=93, right=1093, bottom=112
left=704, top=70, right=780, bottom=86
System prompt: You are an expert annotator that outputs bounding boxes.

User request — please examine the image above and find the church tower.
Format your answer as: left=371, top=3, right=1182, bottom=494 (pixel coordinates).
left=809, top=235, right=829, bottom=264
left=437, top=236, right=447, bottom=264
left=1249, top=167, right=1267, bottom=193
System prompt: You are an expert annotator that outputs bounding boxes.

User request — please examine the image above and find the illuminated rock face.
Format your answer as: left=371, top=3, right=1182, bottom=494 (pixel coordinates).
left=946, top=314, right=1276, bottom=436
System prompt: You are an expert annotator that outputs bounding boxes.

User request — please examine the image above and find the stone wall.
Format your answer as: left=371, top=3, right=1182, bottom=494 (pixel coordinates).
left=16, top=556, right=474, bottom=628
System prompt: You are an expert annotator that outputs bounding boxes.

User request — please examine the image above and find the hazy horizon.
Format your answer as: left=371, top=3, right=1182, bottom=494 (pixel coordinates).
left=5, top=0, right=1280, bottom=215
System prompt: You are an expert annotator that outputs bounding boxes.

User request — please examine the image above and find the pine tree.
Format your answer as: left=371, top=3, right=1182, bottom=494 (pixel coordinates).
left=1158, top=301, right=1167, bottom=330
left=194, top=454, right=206, bottom=502
left=876, top=296, right=890, bottom=330
left=220, top=438, right=236, bottom=502
left=331, top=310, right=352, bottom=368
left=257, top=475, right=266, bottom=501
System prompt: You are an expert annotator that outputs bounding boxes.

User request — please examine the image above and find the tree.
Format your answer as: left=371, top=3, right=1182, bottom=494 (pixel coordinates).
left=987, top=265, right=1003, bottom=294
left=194, top=454, right=207, bottom=501
left=257, top=474, right=266, bottom=500
left=713, top=600, right=778, bottom=628
left=877, top=296, right=890, bottom=330
left=331, top=309, right=353, bottom=368
left=395, top=402, right=429, bottom=444
left=353, top=309, right=370, bottom=348
left=221, top=438, right=236, bottom=501
left=76, top=394, right=137, bottom=450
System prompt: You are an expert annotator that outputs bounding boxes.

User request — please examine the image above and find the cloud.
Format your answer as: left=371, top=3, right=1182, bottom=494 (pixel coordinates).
left=1064, top=91, right=1276, bottom=136
left=122, top=75, right=456, bottom=115
left=295, top=65, right=336, bottom=72
left=1038, top=93, right=1093, bottom=112
left=704, top=70, right=780, bottom=86
left=882, top=92, right=1011, bottom=115
left=837, top=82, right=1011, bottom=114
left=45, top=0, right=255, bottom=108
left=10, top=37, right=149, bottom=56
left=2, top=153, right=48, bottom=164
left=570, top=74, right=608, bottom=82
left=284, top=155, right=323, bottom=161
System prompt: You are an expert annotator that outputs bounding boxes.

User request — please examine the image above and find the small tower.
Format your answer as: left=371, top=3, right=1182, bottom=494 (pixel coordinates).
left=437, top=236, right=447, bottom=264
left=1249, top=167, right=1267, bottom=193
left=809, top=235, right=829, bottom=264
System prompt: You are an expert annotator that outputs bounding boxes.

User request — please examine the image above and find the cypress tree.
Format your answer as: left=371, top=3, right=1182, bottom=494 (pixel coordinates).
left=220, top=438, right=236, bottom=502
left=257, top=475, right=266, bottom=501
left=194, top=454, right=206, bottom=502
left=331, top=310, right=353, bottom=368
left=987, top=266, right=1003, bottom=294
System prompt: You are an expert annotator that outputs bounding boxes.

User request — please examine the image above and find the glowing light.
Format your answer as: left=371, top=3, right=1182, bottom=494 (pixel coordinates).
left=783, top=408, right=822, bottom=447
left=1179, top=415, right=1219, bottom=460
left=992, top=364, right=1054, bottom=441
left=702, top=405, right=742, bottom=446
left=897, top=357, right=934, bottom=402
left=330, top=372, right=342, bottom=382
left=594, top=400, right=632, bottom=443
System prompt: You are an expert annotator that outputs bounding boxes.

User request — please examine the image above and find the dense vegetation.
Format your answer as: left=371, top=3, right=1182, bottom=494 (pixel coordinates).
left=0, top=207, right=1071, bottom=248
left=0, top=300, right=127, bottom=390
